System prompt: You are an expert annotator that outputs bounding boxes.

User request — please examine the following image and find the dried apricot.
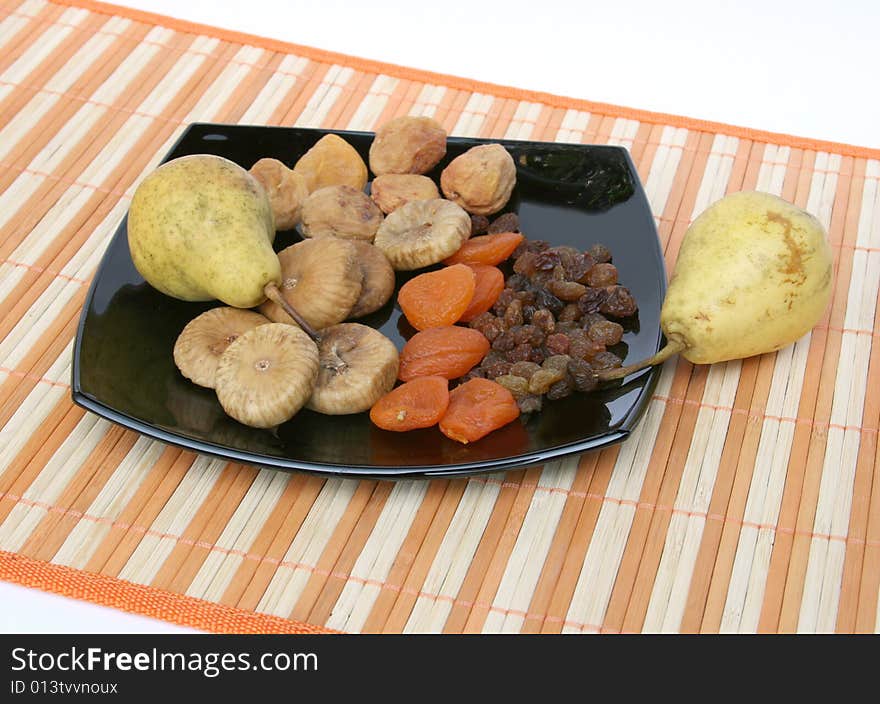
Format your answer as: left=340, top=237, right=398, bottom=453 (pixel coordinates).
left=397, top=263, right=476, bottom=330
left=459, top=265, right=504, bottom=323
left=438, top=378, right=520, bottom=444
left=444, top=231, right=524, bottom=266
left=399, top=326, right=490, bottom=381
left=369, top=376, right=449, bottom=431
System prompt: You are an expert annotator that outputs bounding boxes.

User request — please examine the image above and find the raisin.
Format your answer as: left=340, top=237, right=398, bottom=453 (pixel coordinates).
left=533, top=250, right=561, bottom=272
left=568, top=358, right=598, bottom=392
left=522, top=304, right=538, bottom=322
left=542, top=354, right=572, bottom=373
left=492, top=330, right=517, bottom=352
left=462, top=367, right=486, bottom=381
left=512, top=324, right=544, bottom=346
left=488, top=212, right=520, bottom=234
left=531, top=308, right=555, bottom=334
left=585, top=262, right=619, bottom=287
left=481, top=349, right=508, bottom=367
left=528, top=368, right=565, bottom=394
left=510, top=361, right=541, bottom=379
left=492, top=288, right=517, bottom=315
left=591, top=350, right=622, bottom=370
left=514, top=289, right=536, bottom=304
left=577, top=287, right=608, bottom=314
left=528, top=347, right=546, bottom=365
left=495, top=374, right=529, bottom=398
left=580, top=312, right=606, bottom=329
left=503, top=298, right=524, bottom=327
left=506, top=273, right=530, bottom=291
left=535, top=288, right=564, bottom=315
left=569, top=253, right=596, bottom=283
left=589, top=243, right=612, bottom=263
left=545, top=333, right=571, bottom=355
left=555, top=321, right=580, bottom=334
left=517, top=394, right=543, bottom=414
left=547, top=377, right=574, bottom=400
left=557, top=303, right=582, bottom=323
left=588, top=320, right=624, bottom=345
left=470, top=214, right=490, bottom=235
left=482, top=361, right=513, bottom=378
left=600, top=286, right=638, bottom=318
left=508, top=343, right=535, bottom=363
left=468, top=311, right=495, bottom=330
left=547, top=279, right=587, bottom=301
left=570, top=334, right=604, bottom=361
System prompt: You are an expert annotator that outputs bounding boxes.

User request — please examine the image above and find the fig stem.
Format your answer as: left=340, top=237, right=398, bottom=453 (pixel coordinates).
left=596, top=338, right=687, bottom=382
left=263, top=282, right=321, bottom=343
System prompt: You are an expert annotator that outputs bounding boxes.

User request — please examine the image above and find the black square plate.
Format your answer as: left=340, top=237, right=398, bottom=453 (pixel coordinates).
left=71, top=123, right=666, bottom=479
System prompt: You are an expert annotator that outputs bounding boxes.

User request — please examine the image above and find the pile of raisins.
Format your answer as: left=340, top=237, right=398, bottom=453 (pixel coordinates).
left=463, top=235, right=638, bottom=414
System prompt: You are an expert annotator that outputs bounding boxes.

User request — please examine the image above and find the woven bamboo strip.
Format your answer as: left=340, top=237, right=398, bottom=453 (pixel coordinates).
left=0, top=7, right=106, bottom=121
left=599, top=130, right=716, bottom=632
left=673, top=137, right=758, bottom=632
left=51, top=436, right=166, bottom=569
left=187, top=470, right=292, bottom=603
left=0, top=2, right=63, bottom=77
left=293, top=481, right=391, bottom=627
left=799, top=157, right=877, bottom=631
left=19, top=425, right=136, bottom=560
left=149, top=464, right=259, bottom=593
left=366, top=480, right=464, bottom=633
left=486, top=459, right=579, bottom=633
left=221, top=474, right=325, bottom=609
left=84, top=447, right=190, bottom=575
left=775, top=154, right=862, bottom=631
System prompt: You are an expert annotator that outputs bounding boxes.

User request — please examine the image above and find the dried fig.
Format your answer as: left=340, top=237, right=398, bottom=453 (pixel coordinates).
left=370, top=173, right=439, bottom=214
left=440, top=143, right=516, bottom=216
left=300, top=184, right=384, bottom=241
left=369, top=116, right=446, bottom=176
left=249, top=158, right=309, bottom=230
left=292, top=133, right=368, bottom=193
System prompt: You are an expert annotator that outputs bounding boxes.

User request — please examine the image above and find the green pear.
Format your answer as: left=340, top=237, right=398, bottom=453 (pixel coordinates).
left=127, top=154, right=280, bottom=308
left=602, top=191, right=833, bottom=379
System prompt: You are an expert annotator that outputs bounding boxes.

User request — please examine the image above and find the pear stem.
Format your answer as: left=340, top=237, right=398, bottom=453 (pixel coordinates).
left=596, top=338, right=687, bottom=382
left=263, top=282, right=321, bottom=343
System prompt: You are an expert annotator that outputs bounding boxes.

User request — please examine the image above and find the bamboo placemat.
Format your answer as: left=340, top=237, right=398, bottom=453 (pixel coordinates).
left=1, top=0, right=878, bottom=634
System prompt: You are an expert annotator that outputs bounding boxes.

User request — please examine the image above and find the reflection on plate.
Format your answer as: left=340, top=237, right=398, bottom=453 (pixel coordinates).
left=72, top=123, right=666, bottom=478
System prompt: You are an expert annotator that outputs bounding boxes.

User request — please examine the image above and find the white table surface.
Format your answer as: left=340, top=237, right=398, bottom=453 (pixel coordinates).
left=2, top=0, right=877, bottom=635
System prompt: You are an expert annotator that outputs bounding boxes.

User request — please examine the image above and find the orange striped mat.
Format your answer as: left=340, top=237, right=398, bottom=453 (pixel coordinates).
left=1, top=0, right=879, bottom=634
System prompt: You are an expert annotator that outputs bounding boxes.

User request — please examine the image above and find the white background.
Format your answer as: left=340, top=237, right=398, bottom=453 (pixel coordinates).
left=2, top=0, right=877, bottom=634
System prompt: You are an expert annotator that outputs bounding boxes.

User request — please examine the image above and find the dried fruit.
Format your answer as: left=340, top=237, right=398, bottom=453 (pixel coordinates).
left=440, top=144, right=516, bottom=216
left=397, top=263, right=476, bottom=330
left=173, top=307, right=269, bottom=389
left=300, top=184, right=383, bottom=241
left=369, top=376, right=450, bottom=431
left=488, top=212, right=520, bottom=234
left=249, top=158, right=309, bottom=230
left=307, top=323, right=399, bottom=415
left=398, top=326, right=490, bottom=381
left=373, top=198, right=471, bottom=270
left=438, top=378, right=520, bottom=444
left=459, top=264, right=505, bottom=323
left=215, top=323, right=319, bottom=428
left=370, top=173, right=439, bottom=214
left=369, top=116, right=447, bottom=176
left=292, top=133, right=368, bottom=193
left=585, top=262, right=618, bottom=287
left=470, top=215, right=490, bottom=235
left=259, top=238, right=361, bottom=330
left=347, top=241, right=396, bottom=318
left=587, top=319, right=624, bottom=345
left=443, top=231, right=525, bottom=266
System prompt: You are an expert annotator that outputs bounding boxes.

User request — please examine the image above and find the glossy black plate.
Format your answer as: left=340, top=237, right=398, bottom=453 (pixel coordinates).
left=71, top=123, right=665, bottom=478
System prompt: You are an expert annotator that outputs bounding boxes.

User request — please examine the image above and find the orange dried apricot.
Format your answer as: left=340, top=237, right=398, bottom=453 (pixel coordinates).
left=443, top=231, right=524, bottom=266
left=369, top=376, right=449, bottom=431
left=397, top=263, right=475, bottom=330
left=459, top=264, right=505, bottom=323
left=439, top=378, right=520, bottom=444
left=399, top=326, right=490, bottom=382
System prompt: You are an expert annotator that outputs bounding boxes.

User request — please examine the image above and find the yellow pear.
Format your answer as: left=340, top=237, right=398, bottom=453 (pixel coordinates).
left=128, top=154, right=280, bottom=309
left=602, top=191, right=833, bottom=380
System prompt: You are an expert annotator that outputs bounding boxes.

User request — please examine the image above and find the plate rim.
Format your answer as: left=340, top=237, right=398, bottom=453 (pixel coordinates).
left=71, top=122, right=665, bottom=479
